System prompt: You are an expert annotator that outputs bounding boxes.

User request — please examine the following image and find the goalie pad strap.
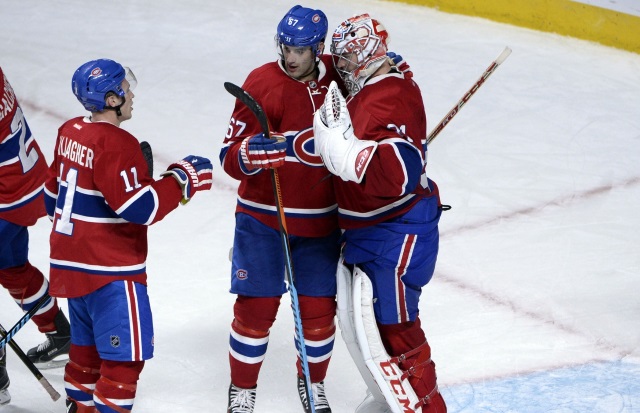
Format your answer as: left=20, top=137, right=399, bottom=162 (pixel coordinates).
left=415, top=384, right=440, bottom=409
left=390, top=341, right=432, bottom=381
left=391, top=341, right=430, bottom=365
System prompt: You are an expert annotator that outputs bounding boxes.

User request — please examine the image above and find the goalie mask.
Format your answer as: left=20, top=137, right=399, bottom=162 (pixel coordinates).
left=331, top=14, right=389, bottom=96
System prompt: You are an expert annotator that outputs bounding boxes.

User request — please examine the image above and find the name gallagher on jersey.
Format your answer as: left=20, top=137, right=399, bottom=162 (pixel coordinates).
left=0, top=75, right=16, bottom=122
left=58, top=135, right=94, bottom=169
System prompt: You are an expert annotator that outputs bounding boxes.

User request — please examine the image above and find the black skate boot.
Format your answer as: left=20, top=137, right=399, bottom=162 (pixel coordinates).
left=227, top=383, right=256, bottom=413
left=297, top=376, right=331, bottom=413
left=0, top=347, right=10, bottom=405
left=27, top=309, right=71, bottom=369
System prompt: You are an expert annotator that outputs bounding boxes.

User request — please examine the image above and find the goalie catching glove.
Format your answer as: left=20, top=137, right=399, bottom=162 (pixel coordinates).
left=313, top=81, right=377, bottom=183
left=240, top=132, right=287, bottom=171
left=161, top=155, right=213, bottom=204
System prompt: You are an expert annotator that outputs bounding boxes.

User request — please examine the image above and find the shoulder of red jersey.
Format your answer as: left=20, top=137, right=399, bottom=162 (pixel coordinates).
left=0, top=67, right=19, bottom=132
left=354, top=73, right=426, bottom=130
left=243, top=62, right=289, bottom=98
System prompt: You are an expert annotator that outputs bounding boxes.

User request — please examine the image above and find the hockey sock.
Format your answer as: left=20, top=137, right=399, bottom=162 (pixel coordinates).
left=94, top=360, right=144, bottom=413
left=298, top=295, right=336, bottom=383
left=378, top=317, right=447, bottom=413
left=229, top=295, right=280, bottom=389
left=65, top=345, right=101, bottom=410
left=0, top=262, right=59, bottom=332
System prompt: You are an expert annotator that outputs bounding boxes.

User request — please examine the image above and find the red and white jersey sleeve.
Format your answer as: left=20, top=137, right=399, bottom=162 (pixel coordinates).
left=219, top=56, right=342, bottom=237
left=0, top=67, right=47, bottom=227
left=45, top=117, right=182, bottom=298
left=335, top=72, right=431, bottom=229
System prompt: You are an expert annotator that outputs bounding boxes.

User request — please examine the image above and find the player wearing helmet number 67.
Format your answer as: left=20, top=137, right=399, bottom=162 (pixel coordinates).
left=220, top=5, right=346, bottom=413
left=314, top=14, right=448, bottom=413
left=45, top=58, right=212, bottom=413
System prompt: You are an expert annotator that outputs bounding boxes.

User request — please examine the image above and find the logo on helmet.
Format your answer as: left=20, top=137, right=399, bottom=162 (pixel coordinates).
left=90, top=68, right=102, bottom=77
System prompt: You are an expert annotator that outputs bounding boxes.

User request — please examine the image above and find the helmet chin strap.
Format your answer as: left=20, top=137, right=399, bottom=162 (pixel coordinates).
left=105, top=96, right=125, bottom=117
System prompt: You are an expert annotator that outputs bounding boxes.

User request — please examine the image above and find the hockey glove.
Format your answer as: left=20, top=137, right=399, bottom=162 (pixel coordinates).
left=313, top=81, right=377, bottom=183
left=161, top=155, right=213, bottom=204
left=387, top=52, right=413, bottom=79
left=239, top=133, right=287, bottom=171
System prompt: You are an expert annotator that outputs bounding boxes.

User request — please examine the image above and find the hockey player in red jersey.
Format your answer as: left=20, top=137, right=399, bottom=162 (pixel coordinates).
left=0, top=66, right=71, bottom=405
left=45, top=59, right=212, bottom=413
left=219, top=5, right=344, bottom=413
left=313, top=14, right=447, bottom=413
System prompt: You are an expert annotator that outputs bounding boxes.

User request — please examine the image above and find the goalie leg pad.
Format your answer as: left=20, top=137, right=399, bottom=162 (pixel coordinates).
left=336, top=259, right=390, bottom=408
left=353, top=267, right=421, bottom=412
left=379, top=320, right=447, bottom=412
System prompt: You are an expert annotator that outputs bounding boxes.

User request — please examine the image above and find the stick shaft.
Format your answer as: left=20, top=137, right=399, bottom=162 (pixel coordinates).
left=427, top=46, right=512, bottom=145
left=0, top=323, right=61, bottom=401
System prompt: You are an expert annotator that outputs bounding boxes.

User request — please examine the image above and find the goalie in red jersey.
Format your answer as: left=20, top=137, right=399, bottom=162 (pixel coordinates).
left=313, top=14, right=448, bottom=413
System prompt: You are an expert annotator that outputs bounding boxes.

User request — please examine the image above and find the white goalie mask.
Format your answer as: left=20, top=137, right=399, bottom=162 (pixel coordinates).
left=330, top=14, right=390, bottom=96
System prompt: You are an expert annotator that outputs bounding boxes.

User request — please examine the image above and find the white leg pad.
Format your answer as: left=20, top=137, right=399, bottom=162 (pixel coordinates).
left=336, top=258, right=420, bottom=413
left=337, top=259, right=389, bottom=411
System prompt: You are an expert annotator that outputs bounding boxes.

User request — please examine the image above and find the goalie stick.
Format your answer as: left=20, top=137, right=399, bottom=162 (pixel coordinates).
left=427, top=46, right=512, bottom=145
left=223, top=82, right=317, bottom=413
left=0, top=324, right=60, bottom=401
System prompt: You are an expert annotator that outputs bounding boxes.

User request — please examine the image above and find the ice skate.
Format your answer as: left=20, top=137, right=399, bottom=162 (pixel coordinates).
left=26, top=310, right=71, bottom=369
left=297, top=376, right=331, bottom=413
left=227, top=383, right=256, bottom=413
left=0, top=348, right=10, bottom=405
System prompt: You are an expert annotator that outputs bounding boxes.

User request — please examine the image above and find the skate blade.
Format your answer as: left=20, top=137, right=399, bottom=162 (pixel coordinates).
left=0, top=388, right=11, bottom=405
left=34, top=356, right=69, bottom=370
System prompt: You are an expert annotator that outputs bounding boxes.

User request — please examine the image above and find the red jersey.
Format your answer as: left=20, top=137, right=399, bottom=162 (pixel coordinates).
left=0, top=67, right=47, bottom=227
left=44, top=117, right=182, bottom=298
left=220, top=56, right=340, bottom=237
left=335, top=71, right=432, bottom=229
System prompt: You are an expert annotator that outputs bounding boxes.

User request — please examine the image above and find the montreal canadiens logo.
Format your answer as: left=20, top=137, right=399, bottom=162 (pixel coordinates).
left=91, top=67, right=102, bottom=77
left=312, top=14, right=321, bottom=23
left=236, top=269, right=248, bottom=280
left=292, top=127, right=324, bottom=167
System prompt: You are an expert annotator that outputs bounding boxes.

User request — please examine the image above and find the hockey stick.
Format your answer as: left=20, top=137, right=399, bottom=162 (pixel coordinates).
left=140, top=141, right=154, bottom=177
left=0, top=324, right=61, bottom=401
left=223, top=82, right=316, bottom=413
left=427, top=46, right=512, bottom=145
left=0, top=294, right=50, bottom=351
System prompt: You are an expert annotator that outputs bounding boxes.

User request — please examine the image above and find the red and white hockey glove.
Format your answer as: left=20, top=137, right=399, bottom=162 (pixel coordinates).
left=161, top=155, right=213, bottom=204
left=239, top=133, right=287, bottom=171
left=387, top=52, right=413, bottom=80
left=313, top=81, right=377, bottom=183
